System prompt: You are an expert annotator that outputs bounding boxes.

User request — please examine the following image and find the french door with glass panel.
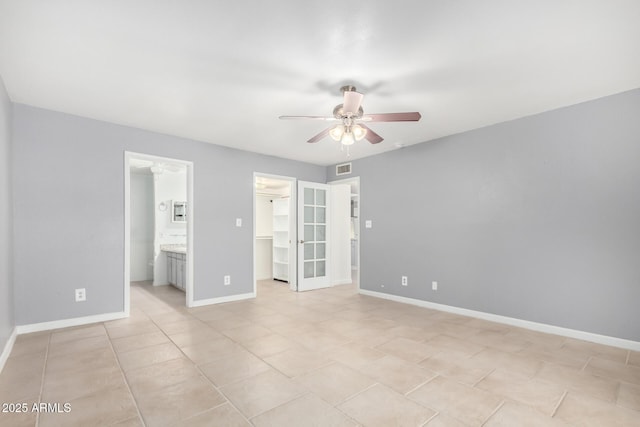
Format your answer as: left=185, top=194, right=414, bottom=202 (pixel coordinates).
left=297, top=181, right=331, bottom=291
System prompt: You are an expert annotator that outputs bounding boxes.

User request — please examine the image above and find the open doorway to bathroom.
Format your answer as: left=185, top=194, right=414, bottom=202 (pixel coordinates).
left=124, top=152, right=194, bottom=313
left=253, top=173, right=297, bottom=294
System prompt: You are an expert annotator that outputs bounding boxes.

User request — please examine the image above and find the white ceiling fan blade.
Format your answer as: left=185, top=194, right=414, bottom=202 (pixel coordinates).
left=279, top=115, right=338, bottom=121
left=342, top=90, right=364, bottom=115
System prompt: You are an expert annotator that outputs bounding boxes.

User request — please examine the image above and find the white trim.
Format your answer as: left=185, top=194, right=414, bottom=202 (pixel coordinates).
left=15, top=311, right=127, bottom=335
left=124, top=151, right=195, bottom=310
left=190, top=292, right=255, bottom=308
left=359, top=289, right=640, bottom=351
left=0, top=327, right=17, bottom=374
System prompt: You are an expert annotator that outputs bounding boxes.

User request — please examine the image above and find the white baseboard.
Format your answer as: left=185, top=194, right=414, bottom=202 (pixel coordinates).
left=0, top=327, right=17, bottom=374
left=16, top=311, right=127, bottom=335
left=190, top=292, right=255, bottom=308
left=359, top=289, right=640, bottom=352
left=332, top=279, right=352, bottom=286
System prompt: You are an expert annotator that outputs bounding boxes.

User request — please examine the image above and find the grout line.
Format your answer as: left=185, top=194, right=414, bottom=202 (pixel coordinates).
left=550, top=390, right=568, bottom=418
left=419, top=411, right=440, bottom=427
left=34, top=333, right=52, bottom=427
left=481, top=400, right=505, bottom=426
left=105, top=323, right=147, bottom=427
left=472, top=367, right=496, bottom=387
left=404, top=375, right=435, bottom=396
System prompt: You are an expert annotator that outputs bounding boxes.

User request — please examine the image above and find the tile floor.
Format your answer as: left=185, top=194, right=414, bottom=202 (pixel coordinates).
left=1, top=280, right=639, bottom=426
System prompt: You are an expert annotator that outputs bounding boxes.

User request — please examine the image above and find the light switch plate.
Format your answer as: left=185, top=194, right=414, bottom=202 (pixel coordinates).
left=236, top=218, right=242, bottom=227
left=365, top=220, right=372, bottom=229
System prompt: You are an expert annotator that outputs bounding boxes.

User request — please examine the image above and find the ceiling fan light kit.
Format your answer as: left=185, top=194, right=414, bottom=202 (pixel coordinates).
left=279, top=85, right=421, bottom=154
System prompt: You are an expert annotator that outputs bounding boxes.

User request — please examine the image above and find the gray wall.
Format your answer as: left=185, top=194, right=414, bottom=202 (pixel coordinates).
left=130, top=172, right=154, bottom=281
left=328, top=88, right=640, bottom=342
left=13, top=105, right=325, bottom=325
left=0, top=75, right=14, bottom=349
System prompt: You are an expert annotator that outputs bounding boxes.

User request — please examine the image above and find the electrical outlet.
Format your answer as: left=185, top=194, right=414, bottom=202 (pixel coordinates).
left=401, top=276, right=408, bottom=286
left=432, top=281, right=438, bottom=291
left=75, top=288, right=86, bottom=302
left=224, top=275, right=231, bottom=286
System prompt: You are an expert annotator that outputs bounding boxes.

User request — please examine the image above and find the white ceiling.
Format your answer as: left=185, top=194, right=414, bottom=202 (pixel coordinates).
left=1, top=1, right=639, bottom=166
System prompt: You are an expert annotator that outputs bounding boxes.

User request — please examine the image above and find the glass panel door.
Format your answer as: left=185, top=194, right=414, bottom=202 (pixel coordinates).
left=297, top=181, right=331, bottom=291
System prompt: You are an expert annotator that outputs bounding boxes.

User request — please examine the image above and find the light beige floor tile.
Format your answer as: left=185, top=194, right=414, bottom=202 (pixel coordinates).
left=199, top=349, right=271, bottom=386
left=167, top=327, right=224, bottom=348
left=181, top=337, right=244, bottom=365
left=0, top=407, right=38, bottom=427
left=205, top=314, right=254, bottom=331
left=584, top=356, right=640, bottom=385
left=324, top=342, right=386, bottom=368
left=116, top=342, right=183, bottom=372
left=38, top=385, right=138, bottom=427
left=375, top=336, right=439, bottom=363
left=45, top=347, right=119, bottom=376
left=47, top=334, right=111, bottom=358
left=408, top=376, right=503, bottom=426
left=9, top=333, right=50, bottom=358
left=42, top=363, right=125, bottom=402
left=354, top=355, right=437, bottom=394
left=629, top=351, right=640, bottom=368
left=112, top=416, right=145, bottom=426
left=338, top=384, right=436, bottom=427
left=111, top=330, right=171, bottom=353
left=476, top=369, right=566, bottom=415
left=221, top=324, right=273, bottom=344
left=0, top=353, right=45, bottom=401
left=554, top=391, right=640, bottom=426
left=290, top=330, right=352, bottom=351
left=251, top=393, right=358, bottom=427
left=561, top=338, right=629, bottom=364
left=178, top=403, right=250, bottom=427
left=219, top=369, right=306, bottom=418
left=125, top=357, right=201, bottom=395
left=484, top=401, right=570, bottom=426
left=517, top=342, right=590, bottom=369
left=419, top=349, right=493, bottom=386
left=389, top=325, right=441, bottom=342
left=50, top=324, right=107, bottom=344
left=107, top=320, right=162, bottom=339
left=250, top=313, right=294, bottom=327
left=423, top=413, right=467, bottom=426
left=295, top=362, right=376, bottom=405
left=136, top=376, right=227, bottom=427
left=471, top=348, right=543, bottom=378
left=536, top=361, right=619, bottom=402
left=157, top=318, right=209, bottom=335
left=617, top=382, right=640, bottom=411
left=242, top=333, right=299, bottom=358
left=425, top=334, right=486, bottom=356
left=264, top=347, right=333, bottom=378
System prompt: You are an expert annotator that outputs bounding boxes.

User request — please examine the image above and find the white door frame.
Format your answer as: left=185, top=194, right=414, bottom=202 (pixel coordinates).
left=329, top=176, right=361, bottom=290
left=124, top=151, right=195, bottom=312
left=253, top=172, right=297, bottom=294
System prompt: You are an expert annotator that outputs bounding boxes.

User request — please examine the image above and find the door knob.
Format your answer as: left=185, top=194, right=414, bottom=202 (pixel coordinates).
left=299, top=240, right=304, bottom=244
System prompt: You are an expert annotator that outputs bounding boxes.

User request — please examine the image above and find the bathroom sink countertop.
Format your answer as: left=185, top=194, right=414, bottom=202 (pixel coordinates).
left=160, top=244, right=187, bottom=254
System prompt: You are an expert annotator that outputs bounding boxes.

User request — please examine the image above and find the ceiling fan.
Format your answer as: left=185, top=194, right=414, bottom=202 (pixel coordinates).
left=279, top=85, right=421, bottom=148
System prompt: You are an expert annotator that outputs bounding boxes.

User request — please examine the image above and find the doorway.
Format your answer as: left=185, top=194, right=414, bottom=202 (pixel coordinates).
left=253, top=173, right=297, bottom=294
left=124, top=152, right=195, bottom=312
left=329, top=176, right=360, bottom=289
